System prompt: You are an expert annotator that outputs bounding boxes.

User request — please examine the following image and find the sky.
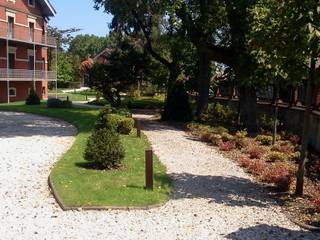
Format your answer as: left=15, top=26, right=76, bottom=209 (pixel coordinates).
left=49, top=0, right=113, bottom=37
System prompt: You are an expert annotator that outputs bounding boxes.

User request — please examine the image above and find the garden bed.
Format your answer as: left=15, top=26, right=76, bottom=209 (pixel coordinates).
left=186, top=121, right=320, bottom=229
left=0, top=103, right=171, bottom=208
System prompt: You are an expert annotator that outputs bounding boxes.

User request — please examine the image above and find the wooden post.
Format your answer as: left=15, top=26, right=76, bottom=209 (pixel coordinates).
left=136, top=119, right=141, bottom=138
left=145, top=149, right=153, bottom=191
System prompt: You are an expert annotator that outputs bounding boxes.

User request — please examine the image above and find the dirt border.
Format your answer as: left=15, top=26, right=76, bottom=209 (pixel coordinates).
left=48, top=174, right=168, bottom=211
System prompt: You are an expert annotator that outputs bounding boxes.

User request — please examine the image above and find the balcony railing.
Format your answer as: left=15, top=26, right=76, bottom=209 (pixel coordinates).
left=0, top=25, right=57, bottom=47
left=0, top=69, right=57, bottom=81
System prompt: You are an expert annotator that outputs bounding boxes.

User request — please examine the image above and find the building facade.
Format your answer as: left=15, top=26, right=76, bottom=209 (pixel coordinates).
left=0, top=0, right=56, bottom=103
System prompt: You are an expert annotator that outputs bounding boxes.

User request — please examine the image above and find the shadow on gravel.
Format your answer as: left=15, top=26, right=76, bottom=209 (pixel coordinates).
left=225, top=224, right=318, bottom=240
left=0, top=111, right=80, bottom=138
left=168, top=173, right=276, bottom=208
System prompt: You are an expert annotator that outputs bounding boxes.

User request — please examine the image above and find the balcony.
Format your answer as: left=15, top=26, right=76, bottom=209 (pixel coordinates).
left=0, top=69, right=57, bottom=81
left=0, top=25, right=57, bottom=47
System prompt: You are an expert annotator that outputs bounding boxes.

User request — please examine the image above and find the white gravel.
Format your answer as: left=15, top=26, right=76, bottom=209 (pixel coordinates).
left=0, top=111, right=318, bottom=240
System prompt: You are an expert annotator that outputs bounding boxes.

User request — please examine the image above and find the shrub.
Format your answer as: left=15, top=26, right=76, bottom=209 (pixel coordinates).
left=212, top=126, right=229, bottom=135
left=235, top=137, right=250, bottom=149
left=200, top=132, right=214, bottom=143
left=289, top=135, right=301, bottom=145
left=266, top=152, right=288, bottom=162
left=221, top=132, right=234, bottom=142
left=239, top=156, right=253, bottom=168
left=311, top=199, right=320, bottom=213
left=118, top=118, right=134, bottom=134
left=246, top=145, right=265, bottom=159
left=211, top=134, right=223, bottom=146
left=256, top=135, right=273, bottom=146
left=259, top=113, right=282, bottom=131
left=162, top=81, right=193, bottom=122
left=262, top=164, right=293, bottom=191
left=112, top=107, right=132, bottom=117
left=47, top=99, right=72, bottom=108
left=85, top=128, right=125, bottom=169
left=25, top=88, right=40, bottom=105
left=202, top=103, right=237, bottom=127
left=219, top=141, right=236, bottom=151
left=247, top=160, right=267, bottom=175
left=235, top=130, right=248, bottom=139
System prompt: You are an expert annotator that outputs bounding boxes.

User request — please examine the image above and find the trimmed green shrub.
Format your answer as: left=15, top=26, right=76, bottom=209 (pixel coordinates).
left=266, top=152, right=288, bottom=162
left=47, top=98, right=72, bottom=108
left=118, top=118, right=134, bottom=134
left=221, top=132, right=234, bottom=142
left=162, top=81, right=192, bottom=122
left=25, top=88, right=40, bottom=105
left=85, top=128, right=125, bottom=169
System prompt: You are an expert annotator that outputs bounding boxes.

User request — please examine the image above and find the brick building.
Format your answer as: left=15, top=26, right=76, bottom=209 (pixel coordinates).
left=0, top=0, right=56, bottom=103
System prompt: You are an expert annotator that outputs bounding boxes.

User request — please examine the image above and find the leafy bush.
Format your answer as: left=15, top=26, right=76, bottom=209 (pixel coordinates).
left=47, top=98, right=72, bottom=108
left=219, top=141, right=236, bottom=151
left=271, top=143, right=295, bottom=154
left=211, top=134, right=223, bottom=146
left=25, top=88, right=40, bottom=105
left=235, top=130, right=248, bottom=139
left=262, top=164, right=293, bottom=191
left=85, top=128, right=125, bottom=169
left=247, top=160, right=267, bottom=175
left=266, top=152, right=288, bottom=162
left=235, top=137, right=250, bottom=149
left=311, top=198, right=320, bottom=213
left=221, top=132, right=234, bottom=142
left=202, top=103, right=237, bottom=127
left=162, top=81, right=193, bottom=122
left=259, top=113, right=282, bottom=131
left=246, top=145, right=265, bottom=159
left=88, top=99, right=109, bottom=106
left=239, top=156, right=253, bottom=168
left=256, top=135, right=273, bottom=146
left=118, top=118, right=134, bottom=134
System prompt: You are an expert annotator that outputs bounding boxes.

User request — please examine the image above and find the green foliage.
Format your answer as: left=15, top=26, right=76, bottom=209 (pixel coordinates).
left=56, top=53, right=76, bottom=88
left=118, top=118, right=134, bottom=135
left=47, top=98, right=73, bottom=108
left=266, top=152, right=289, bottom=162
left=202, top=103, right=237, bottom=127
left=258, top=113, right=282, bottom=132
left=68, top=34, right=108, bottom=61
left=25, top=88, right=40, bottom=105
left=256, top=135, right=273, bottom=146
left=162, top=81, right=193, bottom=122
left=85, top=128, right=125, bottom=169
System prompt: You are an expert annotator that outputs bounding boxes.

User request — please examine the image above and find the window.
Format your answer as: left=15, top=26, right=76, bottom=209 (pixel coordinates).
left=29, top=22, right=34, bottom=41
left=9, top=88, right=16, bottom=97
left=28, top=0, right=35, bottom=7
left=9, top=53, right=15, bottom=69
left=7, top=16, right=14, bottom=38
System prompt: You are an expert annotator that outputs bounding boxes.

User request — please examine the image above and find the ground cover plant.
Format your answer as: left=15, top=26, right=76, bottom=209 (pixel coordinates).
left=187, top=113, right=320, bottom=228
left=0, top=103, right=171, bottom=208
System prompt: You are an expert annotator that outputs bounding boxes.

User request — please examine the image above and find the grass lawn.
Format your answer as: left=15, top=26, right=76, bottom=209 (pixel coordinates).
left=123, top=95, right=165, bottom=109
left=0, top=103, right=171, bottom=208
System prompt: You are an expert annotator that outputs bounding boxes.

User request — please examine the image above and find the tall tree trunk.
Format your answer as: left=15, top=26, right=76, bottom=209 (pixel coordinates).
left=196, top=47, right=211, bottom=117
left=296, top=51, right=316, bottom=196
left=239, top=85, right=258, bottom=133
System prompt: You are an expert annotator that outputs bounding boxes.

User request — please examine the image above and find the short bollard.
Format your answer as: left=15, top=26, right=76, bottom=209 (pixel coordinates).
left=136, top=119, right=141, bottom=138
left=145, top=149, right=153, bottom=191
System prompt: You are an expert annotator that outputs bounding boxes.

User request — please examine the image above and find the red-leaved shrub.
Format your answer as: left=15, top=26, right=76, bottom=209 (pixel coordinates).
left=312, top=198, right=320, bottom=212
left=289, top=135, right=301, bottom=145
left=219, top=141, right=236, bottom=151
left=262, top=165, right=293, bottom=191
left=247, top=160, right=267, bottom=175
left=238, top=156, right=253, bottom=168
left=246, top=145, right=265, bottom=159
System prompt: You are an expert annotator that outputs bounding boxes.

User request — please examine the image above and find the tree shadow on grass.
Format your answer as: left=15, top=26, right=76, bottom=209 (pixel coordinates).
left=225, top=224, right=318, bottom=240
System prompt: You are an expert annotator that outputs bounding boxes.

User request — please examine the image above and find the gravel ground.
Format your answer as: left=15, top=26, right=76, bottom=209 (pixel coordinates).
left=0, top=111, right=318, bottom=240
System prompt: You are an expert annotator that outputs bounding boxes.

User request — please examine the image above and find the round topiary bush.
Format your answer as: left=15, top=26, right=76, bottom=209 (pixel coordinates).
left=85, top=128, right=125, bottom=169
left=47, top=98, right=63, bottom=108
left=118, top=118, right=134, bottom=134
left=25, top=88, right=40, bottom=105
left=162, top=81, right=193, bottom=122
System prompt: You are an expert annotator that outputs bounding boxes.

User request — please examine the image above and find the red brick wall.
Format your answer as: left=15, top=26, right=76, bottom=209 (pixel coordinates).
left=0, top=81, right=48, bottom=103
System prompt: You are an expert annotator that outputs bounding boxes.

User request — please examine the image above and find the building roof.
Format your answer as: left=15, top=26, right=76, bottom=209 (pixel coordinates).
left=93, top=48, right=113, bottom=62
left=37, top=0, right=56, bottom=17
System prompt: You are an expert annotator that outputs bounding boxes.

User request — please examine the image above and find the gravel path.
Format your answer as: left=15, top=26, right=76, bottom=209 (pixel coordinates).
left=0, top=111, right=318, bottom=240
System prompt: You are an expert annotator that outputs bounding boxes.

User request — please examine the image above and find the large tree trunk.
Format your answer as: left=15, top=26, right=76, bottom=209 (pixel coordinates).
left=196, top=47, right=211, bottom=117
left=296, top=51, right=316, bottom=196
left=239, top=86, right=258, bottom=133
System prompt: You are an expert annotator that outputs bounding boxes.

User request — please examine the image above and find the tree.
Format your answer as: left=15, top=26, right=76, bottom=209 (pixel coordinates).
left=68, top=34, right=108, bottom=61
